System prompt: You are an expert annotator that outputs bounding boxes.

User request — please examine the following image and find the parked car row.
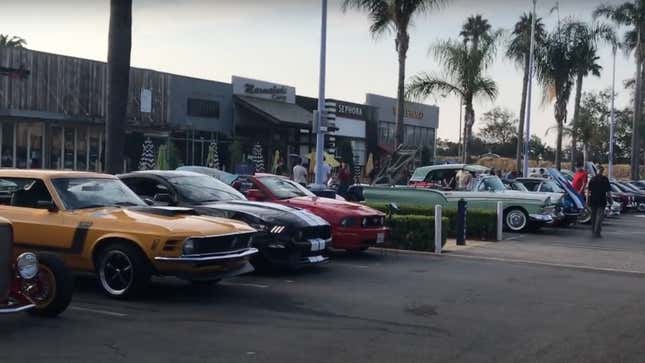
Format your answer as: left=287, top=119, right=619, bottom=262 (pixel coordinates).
left=0, top=167, right=390, bottom=317
left=346, top=164, right=642, bottom=232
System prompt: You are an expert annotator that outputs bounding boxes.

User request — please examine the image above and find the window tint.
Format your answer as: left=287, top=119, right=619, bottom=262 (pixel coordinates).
left=123, top=178, right=170, bottom=199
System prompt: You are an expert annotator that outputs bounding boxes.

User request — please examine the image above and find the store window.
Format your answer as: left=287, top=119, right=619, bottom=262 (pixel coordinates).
left=1, top=122, right=14, bottom=167
left=89, top=128, right=102, bottom=172
left=50, top=127, right=63, bottom=169
left=187, top=98, right=220, bottom=118
left=76, top=127, right=88, bottom=171
left=15, top=122, right=44, bottom=169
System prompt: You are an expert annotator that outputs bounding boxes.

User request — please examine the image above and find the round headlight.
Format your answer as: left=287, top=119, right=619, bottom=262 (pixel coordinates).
left=16, top=252, right=39, bottom=280
left=183, top=238, right=196, bottom=255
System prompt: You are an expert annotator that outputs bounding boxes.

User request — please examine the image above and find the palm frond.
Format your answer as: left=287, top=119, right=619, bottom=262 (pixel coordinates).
left=405, top=72, right=464, bottom=100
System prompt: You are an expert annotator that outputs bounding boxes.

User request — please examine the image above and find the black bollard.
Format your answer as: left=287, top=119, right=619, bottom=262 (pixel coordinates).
left=456, top=198, right=467, bottom=246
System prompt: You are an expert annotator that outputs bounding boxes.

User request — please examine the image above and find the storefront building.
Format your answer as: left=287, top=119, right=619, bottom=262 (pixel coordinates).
left=365, top=93, right=439, bottom=158
left=232, top=76, right=312, bottom=172
left=296, top=96, right=377, bottom=167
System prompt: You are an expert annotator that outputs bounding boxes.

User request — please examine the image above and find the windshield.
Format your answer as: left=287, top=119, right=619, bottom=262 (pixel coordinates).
left=52, top=178, right=146, bottom=210
left=510, top=181, right=528, bottom=192
left=474, top=176, right=506, bottom=192
left=541, top=180, right=565, bottom=193
left=257, top=176, right=315, bottom=199
left=168, top=175, right=245, bottom=203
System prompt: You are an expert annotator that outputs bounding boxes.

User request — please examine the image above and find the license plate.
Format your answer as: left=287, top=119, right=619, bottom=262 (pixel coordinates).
left=376, top=232, right=385, bottom=244
left=309, top=238, right=325, bottom=251
left=308, top=256, right=325, bottom=263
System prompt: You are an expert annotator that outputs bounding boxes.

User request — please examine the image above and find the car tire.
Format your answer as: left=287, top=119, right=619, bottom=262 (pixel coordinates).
left=96, top=242, right=151, bottom=299
left=28, top=253, right=74, bottom=318
left=578, top=207, right=592, bottom=224
left=504, top=208, right=528, bottom=232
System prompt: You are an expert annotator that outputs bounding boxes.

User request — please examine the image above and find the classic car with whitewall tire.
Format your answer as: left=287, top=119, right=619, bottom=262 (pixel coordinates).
left=0, top=170, right=258, bottom=299
left=511, top=177, right=582, bottom=225
left=363, top=172, right=560, bottom=232
left=119, top=171, right=332, bottom=271
left=0, top=217, right=73, bottom=317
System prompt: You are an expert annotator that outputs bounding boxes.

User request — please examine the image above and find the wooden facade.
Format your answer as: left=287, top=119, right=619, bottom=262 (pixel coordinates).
left=0, top=46, right=170, bottom=127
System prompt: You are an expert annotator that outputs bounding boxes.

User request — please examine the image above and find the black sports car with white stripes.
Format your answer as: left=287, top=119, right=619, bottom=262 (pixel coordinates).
left=119, top=171, right=331, bottom=271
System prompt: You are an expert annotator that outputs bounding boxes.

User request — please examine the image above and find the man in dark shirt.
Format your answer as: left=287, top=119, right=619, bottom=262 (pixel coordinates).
left=588, top=166, right=612, bottom=238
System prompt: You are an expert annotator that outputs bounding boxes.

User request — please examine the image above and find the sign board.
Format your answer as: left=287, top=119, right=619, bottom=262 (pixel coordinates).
left=365, top=93, right=439, bottom=128
left=334, top=101, right=369, bottom=120
left=232, top=76, right=296, bottom=103
left=140, top=88, right=152, bottom=113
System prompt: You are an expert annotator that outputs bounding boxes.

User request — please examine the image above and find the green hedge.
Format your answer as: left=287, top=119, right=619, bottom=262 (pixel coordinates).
left=367, top=203, right=497, bottom=241
left=385, top=215, right=448, bottom=252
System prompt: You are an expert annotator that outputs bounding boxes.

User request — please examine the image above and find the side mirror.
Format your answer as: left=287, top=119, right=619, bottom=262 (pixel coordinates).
left=231, top=181, right=242, bottom=190
left=36, top=200, right=58, bottom=212
left=153, top=193, right=175, bottom=205
left=143, top=198, right=154, bottom=206
left=387, top=202, right=400, bottom=214
left=246, top=189, right=266, bottom=201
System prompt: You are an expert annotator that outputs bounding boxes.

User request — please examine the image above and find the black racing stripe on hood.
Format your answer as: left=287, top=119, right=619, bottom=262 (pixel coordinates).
left=128, top=206, right=198, bottom=217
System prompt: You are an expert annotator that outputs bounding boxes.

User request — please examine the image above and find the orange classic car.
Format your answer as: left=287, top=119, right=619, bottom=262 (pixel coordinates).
left=0, top=170, right=258, bottom=299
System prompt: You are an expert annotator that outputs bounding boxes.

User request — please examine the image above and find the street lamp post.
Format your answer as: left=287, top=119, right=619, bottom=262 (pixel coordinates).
left=609, top=43, right=617, bottom=180
left=522, top=0, right=537, bottom=177
left=313, top=0, right=328, bottom=187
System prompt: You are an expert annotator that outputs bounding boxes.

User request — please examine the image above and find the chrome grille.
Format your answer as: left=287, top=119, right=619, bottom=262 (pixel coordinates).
left=192, top=233, right=254, bottom=255
left=0, top=221, right=13, bottom=300
left=301, top=225, right=331, bottom=240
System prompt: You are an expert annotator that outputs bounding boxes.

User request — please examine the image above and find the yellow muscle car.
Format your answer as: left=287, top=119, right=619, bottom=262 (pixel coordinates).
left=0, top=170, right=258, bottom=299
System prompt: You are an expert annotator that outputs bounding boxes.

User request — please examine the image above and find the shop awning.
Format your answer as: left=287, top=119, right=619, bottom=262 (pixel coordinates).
left=235, top=95, right=312, bottom=127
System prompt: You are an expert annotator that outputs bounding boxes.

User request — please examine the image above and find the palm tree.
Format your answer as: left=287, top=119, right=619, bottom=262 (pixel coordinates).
left=342, top=0, right=445, bottom=148
left=535, top=22, right=578, bottom=170
left=0, top=34, right=26, bottom=48
left=594, top=1, right=645, bottom=179
left=506, top=13, right=545, bottom=172
left=407, top=15, right=499, bottom=162
left=105, top=0, right=133, bottom=174
left=567, top=21, right=610, bottom=169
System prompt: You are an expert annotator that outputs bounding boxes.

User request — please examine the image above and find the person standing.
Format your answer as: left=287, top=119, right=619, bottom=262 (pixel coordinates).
left=292, top=159, right=308, bottom=187
left=337, top=162, right=352, bottom=198
left=572, top=164, right=588, bottom=201
left=588, top=166, right=612, bottom=238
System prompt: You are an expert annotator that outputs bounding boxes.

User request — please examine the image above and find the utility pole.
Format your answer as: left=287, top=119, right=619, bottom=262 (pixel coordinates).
left=313, top=0, right=328, bottom=187
left=523, top=0, right=537, bottom=177
left=609, top=43, right=617, bottom=180
left=458, top=96, right=463, bottom=159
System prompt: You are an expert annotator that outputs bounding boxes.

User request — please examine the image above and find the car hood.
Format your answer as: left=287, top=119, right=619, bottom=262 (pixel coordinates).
left=506, top=190, right=563, bottom=203
left=197, top=200, right=329, bottom=227
left=84, top=206, right=255, bottom=237
left=283, top=196, right=385, bottom=217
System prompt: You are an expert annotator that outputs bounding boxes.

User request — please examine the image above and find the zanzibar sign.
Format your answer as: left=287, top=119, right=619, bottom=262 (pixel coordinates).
left=244, top=83, right=288, bottom=102
left=392, top=107, right=424, bottom=120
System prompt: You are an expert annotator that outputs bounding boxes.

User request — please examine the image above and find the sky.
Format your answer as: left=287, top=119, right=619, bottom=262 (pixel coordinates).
left=0, top=0, right=630, bottom=146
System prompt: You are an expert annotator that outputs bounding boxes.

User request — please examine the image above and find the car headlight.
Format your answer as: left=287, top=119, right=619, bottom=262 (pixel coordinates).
left=183, top=238, right=196, bottom=255
left=16, top=252, right=39, bottom=280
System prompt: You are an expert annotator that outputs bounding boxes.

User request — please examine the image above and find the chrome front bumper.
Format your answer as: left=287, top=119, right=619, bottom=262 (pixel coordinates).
left=529, top=213, right=553, bottom=223
left=155, top=248, right=259, bottom=262
left=0, top=303, right=35, bottom=313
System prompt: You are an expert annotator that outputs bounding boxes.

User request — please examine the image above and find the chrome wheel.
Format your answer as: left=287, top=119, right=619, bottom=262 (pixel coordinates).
left=578, top=207, right=592, bottom=224
left=505, top=209, right=527, bottom=232
left=99, top=250, right=134, bottom=296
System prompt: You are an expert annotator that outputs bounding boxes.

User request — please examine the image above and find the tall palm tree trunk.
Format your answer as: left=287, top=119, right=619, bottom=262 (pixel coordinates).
left=106, top=0, right=132, bottom=174
left=554, top=100, right=567, bottom=170
left=515, top=55, right=530, bottom=172
left=463, top=105, right=474, bottom=163
left=632, top=30, right=643, bottom=180
left=571, top=73, right=584, bottom=170
left=394, top=30, right=409, bottom=149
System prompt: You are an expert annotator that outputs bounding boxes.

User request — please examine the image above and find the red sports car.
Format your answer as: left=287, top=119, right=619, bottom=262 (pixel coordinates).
left=234, top=174, right=389, bottom=252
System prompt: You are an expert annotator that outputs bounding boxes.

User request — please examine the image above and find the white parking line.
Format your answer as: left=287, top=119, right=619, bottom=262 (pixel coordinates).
left=70, top=305, right=128, bottom=317
left=446, top=253, right=645, bottom=276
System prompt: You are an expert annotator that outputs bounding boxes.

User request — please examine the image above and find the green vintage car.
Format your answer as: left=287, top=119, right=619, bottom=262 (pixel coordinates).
left=363, top=165, right=561, bottom=232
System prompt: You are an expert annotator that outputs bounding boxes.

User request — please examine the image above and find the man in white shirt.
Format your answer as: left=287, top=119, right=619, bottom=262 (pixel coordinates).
left=292, top=161, right=308, bottom=186
left=315, top=161, right=331, bottom=185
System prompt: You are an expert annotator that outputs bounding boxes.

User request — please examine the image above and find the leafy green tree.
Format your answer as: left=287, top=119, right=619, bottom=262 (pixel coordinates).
left=506, top=13, right=546, bottom=171
left=342, top=0, right=446, bottom=148
left=479, top=107, right=518, bottom=146
left=407, top=14, right=500, bottom=162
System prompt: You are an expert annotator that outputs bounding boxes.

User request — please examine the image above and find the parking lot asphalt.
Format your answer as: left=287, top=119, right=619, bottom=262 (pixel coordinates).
left=2, top=215, right=645, bottom=363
